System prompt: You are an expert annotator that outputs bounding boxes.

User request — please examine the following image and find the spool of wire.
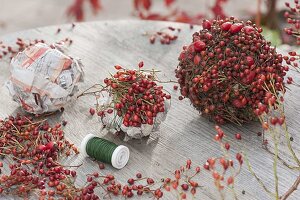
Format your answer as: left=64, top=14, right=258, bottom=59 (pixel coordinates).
left=81, top=134, right=130, bottom=169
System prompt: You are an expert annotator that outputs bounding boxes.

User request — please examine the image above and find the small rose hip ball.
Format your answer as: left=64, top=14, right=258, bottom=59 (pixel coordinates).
left=175, top=17, right=287, bottom=124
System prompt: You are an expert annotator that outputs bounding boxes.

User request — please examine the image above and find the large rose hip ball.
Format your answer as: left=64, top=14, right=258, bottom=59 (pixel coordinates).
left=175, top=18, right=287, bottom=124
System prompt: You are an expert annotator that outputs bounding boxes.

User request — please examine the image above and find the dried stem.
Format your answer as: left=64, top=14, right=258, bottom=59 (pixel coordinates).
left=282, top=122, right=300, bottom=167
left=272, top=131, right=279, bottom=199
left=256, top=0, right=262, bottom=27
left=280, top=175, right=300, bottom=200
left=244, top=153, right=276, bottom=197
left=263, top=146, right=300, bottom=170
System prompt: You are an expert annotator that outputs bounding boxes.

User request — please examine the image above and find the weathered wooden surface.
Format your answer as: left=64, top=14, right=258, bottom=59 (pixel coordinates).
left=0, top=20, right=299, bottom=200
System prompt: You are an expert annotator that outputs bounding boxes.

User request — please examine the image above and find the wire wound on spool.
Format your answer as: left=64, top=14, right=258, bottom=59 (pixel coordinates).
left=80, top=134, right=129, bottom=169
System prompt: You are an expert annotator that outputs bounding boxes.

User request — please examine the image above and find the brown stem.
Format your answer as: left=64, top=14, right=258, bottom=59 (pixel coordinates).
left=256, top=0, right=262, bottom=27
left=53, top=161, right=83, bottom=168
left=156, top=80, right=177, bottom=83
left=77, top=84, right=105, bottom=98
left=280, top=175, right=300, bottom=200
left=265, top=0, right=278, bottom=30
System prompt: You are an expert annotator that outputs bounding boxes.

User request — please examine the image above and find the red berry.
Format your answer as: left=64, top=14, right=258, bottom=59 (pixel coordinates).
left=203, top=163, right=210, bottom=170
left=137, top=190, right=143, bottom=195
left=230, top=23, right=244, bottom=33
left=186, top=159, right=192, bottom=166
left=278, top=117, right=285, bottom=125
left=71, top=171, right=76, bottom=177
left=233, top=99, right=245, bottom=108
left=127, top=178, right=135, bottom=185
left=243, top=26, right=255, bottom=34
left=150, top=36, right=155, bottom=44
left=191, top=188, right=196, bottom=195
left=107, top=109, right=113, bottom=114
left=221, top=22, right=232, bottom=31
left=289, top=51, right=296, bottom=56
left=235, top=133, right=242, bottom=140
left=212, top=171, right=220, bottom=179
left=227, top=176, right=234, bottom=185
left=246, top=56, right=254, bottom=66
left=89, top=108, right=95, bottom=115
left=99, top=163, right=105, bottom=169
left=136, top=173, right=142, bottom=178
left=146, top=111, right=153, bottom=117
left=37, top=144, right=46, bottom=151
left=202, top=20, right=212, bottom=30
left=193, top=41, right=206, bottom=52
left=45, top=141, right=55, bottom=150
left=262, top=122, right=269, bottom=130
left=138, top=61, right=144, bottom=68
left=147, top=178, right=154, bottom=184
left=164, top=185, right=170, bottom=191
left=87, top=176, right=93, bottom=182
left=127, top=191, right=133, bottom=198
left=214, top=134, right=220, bottom=141
left=97, top=111, right=105, bottom=117
left=225, top=143, right=230, bottom=150
left=236, top=153, right=242, bottom=161
left=270, top=117, right=278, bottom=125
left=181, top=184, right=189, bottom=191
left=193, top=55, right=201, bottom=65
left=132, top=114, right=140, bottom=122
left=114, top=65, right=122, bottom=70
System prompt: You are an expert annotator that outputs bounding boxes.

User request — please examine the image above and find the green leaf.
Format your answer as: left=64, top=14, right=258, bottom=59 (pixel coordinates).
left=261, top=26, right=282, bottom=46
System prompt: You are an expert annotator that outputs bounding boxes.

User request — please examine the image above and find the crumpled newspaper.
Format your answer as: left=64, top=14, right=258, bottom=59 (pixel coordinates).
left=99, top=95, right=170, bottom=141
left=6, top=42, right=84, bottom=114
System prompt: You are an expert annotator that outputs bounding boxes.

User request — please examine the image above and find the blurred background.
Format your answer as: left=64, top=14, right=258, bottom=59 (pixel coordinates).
left=0, top=0, right=295, bottom=45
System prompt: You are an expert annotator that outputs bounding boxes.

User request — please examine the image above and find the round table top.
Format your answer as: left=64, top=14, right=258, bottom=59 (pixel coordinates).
left=0, top=20, right=299, bottom=200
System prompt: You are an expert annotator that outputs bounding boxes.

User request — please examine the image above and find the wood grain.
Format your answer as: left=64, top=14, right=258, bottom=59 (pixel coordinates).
left=0, top=20, right=299, bottom=200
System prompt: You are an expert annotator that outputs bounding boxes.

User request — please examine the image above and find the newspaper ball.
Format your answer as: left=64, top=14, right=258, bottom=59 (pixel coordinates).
left=6, top=43, right=84, bottom=114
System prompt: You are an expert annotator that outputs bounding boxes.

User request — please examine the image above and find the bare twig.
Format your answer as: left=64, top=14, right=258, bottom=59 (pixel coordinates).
left=263, top=145, right=300, bottom=170
left=280, top=175, right=300, bottom=200
left=256, top=0, right=262, bottom=27
left=244, top=153, right=276, bottom=197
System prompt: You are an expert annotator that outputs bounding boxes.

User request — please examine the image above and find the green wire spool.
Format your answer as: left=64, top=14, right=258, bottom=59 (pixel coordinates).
left=81, top=134, right=130, bottom=169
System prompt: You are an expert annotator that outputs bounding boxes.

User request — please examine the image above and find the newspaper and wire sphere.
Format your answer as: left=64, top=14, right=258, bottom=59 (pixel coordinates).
left=6, top=43, right=84, bottom=114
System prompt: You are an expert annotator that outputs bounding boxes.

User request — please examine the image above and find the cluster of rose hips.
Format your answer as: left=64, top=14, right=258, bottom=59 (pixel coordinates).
left=0, top=38, right=44, bottom=61
left=175, top=17, right=287, bottom=124
left=134, top=0, right=228, bottom=25
left=284, top=0, right=300, bottom=45
left=283, top=54, right=300, bottom=88
left=82, top=160, right=199, bottom=200
left=200, top=125, right=243, bottom=195
left=89, top=62, right=171, bottom=128
left=0, top=114, right=82, bottom=199
left=283, top=51, right=299, bottom=74
left=147, top=26, right=180, bottom=44
left=283, top=1, right=300, bottom=86
left=67, top=0, right=101, bottom=21
left=0, top=37, right=72, bottom=62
